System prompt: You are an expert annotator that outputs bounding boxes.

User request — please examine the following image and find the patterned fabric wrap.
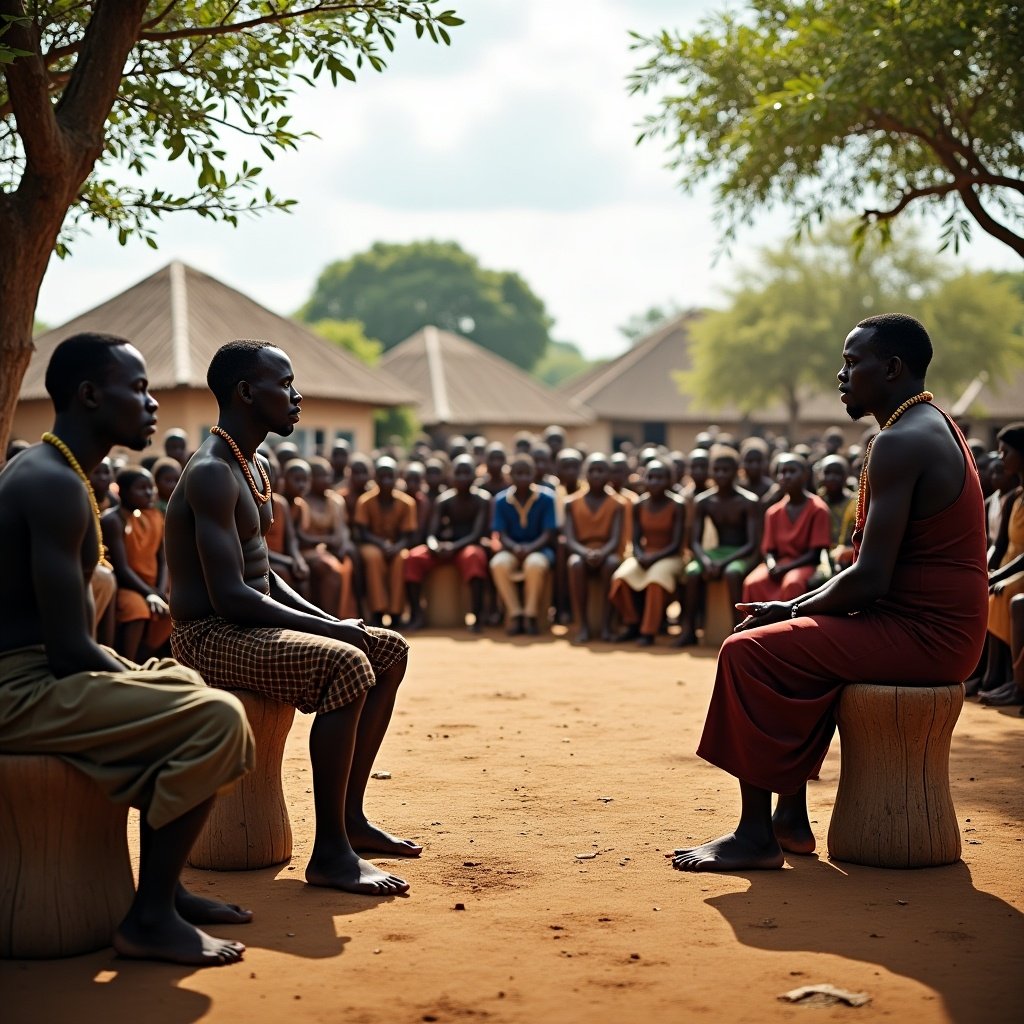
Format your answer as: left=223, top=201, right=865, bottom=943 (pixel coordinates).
left=171, top=617, right=409, bottom=715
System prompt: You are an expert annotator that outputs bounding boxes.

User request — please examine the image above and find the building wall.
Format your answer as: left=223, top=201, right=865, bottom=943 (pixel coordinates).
left=13, top=392, right=379, bottom=458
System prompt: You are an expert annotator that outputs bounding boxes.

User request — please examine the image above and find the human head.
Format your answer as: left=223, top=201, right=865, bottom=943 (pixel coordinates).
left=693, top=432, right=714, bottom=451
left=513, top=431, right=534, bottom=454
left=556, top=447, right=582, bottom=488
left=819, top=454, right=850, bottom=499
left=840, top=314, right=932, bottom=421
left=424, top=457, right=447, bottom=491
left=207, top=340, right=301, bottom=435
left=688, top=449, right=709, bottom=488
left=996, top=423, right=1024, bottom=477
left=116, top=466, right=155, bottom=512
left=451, top=453, right=476, bottom=493
left=330, top=438, right=351, bottom=479
left=822, top=426, right=845, bottom=455
left=773, top=453, right=806, bottom=498
left=348, top=454, right=373, bottom=491
left=88, top=457, right=114, bottom=499
left=151, top=456, right=182, bottom=503
left=162, top=428, right=189, bottom=466
left=308, top=455, right=333, bottom=495
left=510, top=454, right=535, bottom=490
left=644, top=459, right=670, bottom=498
left=543, top=425, right=565, bottom=458
left=669, top=450, right=687, bottom=485
left=283, top=459, right=311, bottom=500
left=584, top=453, right=610, bottom=491
left=45, top=333, right=158, bottom=451
left=609, top=451, right=632, bottom=490
left=375, top=456, right=397, bottom=495
left=740, top=437, right=769, bottom=483
left=485, top=442, right=507, bottom=477
left=531, top=442, right=553, bottom=481
left=274, top=441, right=300, bottom=468
left=448, top=435, right=469, bottom=459
left=709, top=445, right=739, bottom=490
left=403, top=460, right=425, bottom=494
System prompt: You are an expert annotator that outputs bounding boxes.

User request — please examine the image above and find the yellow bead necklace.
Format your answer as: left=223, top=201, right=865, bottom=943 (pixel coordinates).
left=854, top=391, right=934, bottom=530
left=40, top=431, right=110, bottom=568
left=210, top=425, right=272, bottom=505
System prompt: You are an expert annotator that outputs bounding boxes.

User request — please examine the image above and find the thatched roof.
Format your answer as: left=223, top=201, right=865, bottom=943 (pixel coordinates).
left=21, top=261, right=416, bottom=407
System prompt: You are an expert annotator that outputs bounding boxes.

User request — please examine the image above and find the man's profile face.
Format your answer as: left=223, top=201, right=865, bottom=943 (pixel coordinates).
left=94, top=344, right=159, bottom=451
left=838, top=328, right=886, bottom=422
left=998, top=441, right=1022, bottom=477
left=249, top=347, right=302, bottom=436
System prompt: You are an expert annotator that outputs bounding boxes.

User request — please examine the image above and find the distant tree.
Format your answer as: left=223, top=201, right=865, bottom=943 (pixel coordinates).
left=306, top=318, right=383, bottom=367
left=618, top=303, right=683, bottom=346
left=630, top=0, right=1024, bottom=257
left=0, top=1, right=462, bottom=459
left=301, top=240, right=554, bottom=370
left=533, top=339, right=599, bottom=387
left=677, top=223, right=1024, bottom=439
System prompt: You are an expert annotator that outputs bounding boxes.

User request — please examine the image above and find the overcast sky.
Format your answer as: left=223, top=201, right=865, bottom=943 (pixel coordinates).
left=35, top=0, right=1019, bottom=360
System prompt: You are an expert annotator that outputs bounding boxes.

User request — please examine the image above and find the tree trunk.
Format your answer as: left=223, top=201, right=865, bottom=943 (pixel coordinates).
left=786, top=388, right=801, bottom=445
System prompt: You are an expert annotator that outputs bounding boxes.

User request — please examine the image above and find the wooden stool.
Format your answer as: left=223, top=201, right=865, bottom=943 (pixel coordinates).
left=700, top=579, right=734, bottom=648
left=0, top=755, right=134, bottom=958
left=422, top=563, right=468, bottom=628
left=188, top=691, right=295, bottom=871
left=827, top=683, right=964, bottom=868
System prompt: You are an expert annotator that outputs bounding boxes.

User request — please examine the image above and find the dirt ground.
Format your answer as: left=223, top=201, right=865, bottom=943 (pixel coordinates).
left=4, top=630, right=1023, bottom=1024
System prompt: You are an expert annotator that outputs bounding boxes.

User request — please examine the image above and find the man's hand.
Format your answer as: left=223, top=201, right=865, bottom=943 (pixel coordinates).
left=585, top=548, right=603, bottom=568
left=991, top=579, right=1009, bottom=595
left=146, top=593, right=170, bottom=617
left=332, top=618, right=371, bottom=653
left=636, top=552, right=653, bottom=570
left=768, top=563, right=786, bottom=581
left=703, top=561, right=723, bottom=581
left=733, top=601, right=790, bottom=632
left=292, top=555, right=310, bottom=581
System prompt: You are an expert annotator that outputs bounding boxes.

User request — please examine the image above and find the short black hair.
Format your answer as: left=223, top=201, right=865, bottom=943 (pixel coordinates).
left=997, top=422, right=1024, bottom=458
left=207, top=340, right=276, bottom=407
left=45, top=333, right=131, bottom=412
left=857, top=313, right=933, bottom=378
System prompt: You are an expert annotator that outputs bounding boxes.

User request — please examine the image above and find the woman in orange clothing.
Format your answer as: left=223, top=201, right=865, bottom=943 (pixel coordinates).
left=101, top=467, right=172, bottom=660
left=609, top=460, right=686, bottom=646
left=564, top=454, right=625, bottom=643
left=742, top=454, right=832, bottom=603
left=264, top=455, right=310, bottom=594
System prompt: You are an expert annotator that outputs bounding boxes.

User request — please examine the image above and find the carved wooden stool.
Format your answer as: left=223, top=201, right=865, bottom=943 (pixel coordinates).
left=827, top=683, right=964, bottom=868
left=422, top=562, right=469, bottom=628
left=188, top=691, right=295, bottom=870
left=700, top=579, right=735, bottom=649
left=0, top=755, right=133, bottom=958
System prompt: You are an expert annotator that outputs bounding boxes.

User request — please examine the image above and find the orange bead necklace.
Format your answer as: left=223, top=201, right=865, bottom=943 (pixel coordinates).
left=210, top=425, right=272, bottom=505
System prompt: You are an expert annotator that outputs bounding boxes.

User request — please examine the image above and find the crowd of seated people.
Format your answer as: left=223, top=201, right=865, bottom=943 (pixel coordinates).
left=7, top=417, right=1018, bottom=691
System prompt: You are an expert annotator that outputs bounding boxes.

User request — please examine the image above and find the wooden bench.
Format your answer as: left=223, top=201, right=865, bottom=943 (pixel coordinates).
left=827, top=683, right=964, bottom=868
left=700, top=578, right=735, bottom=649
left=188, top=691, right=295, bottom=871
left=0, top=755, right=134, bottom=958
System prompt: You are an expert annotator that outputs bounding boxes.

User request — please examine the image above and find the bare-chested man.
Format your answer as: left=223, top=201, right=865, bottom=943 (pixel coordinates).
left=671, top=314, right=988, bottom=872
left=165, top=341, right=417, bottom=895
left=675, top=447, right=759, bottom=646
left=0, top=333, right=253, bottom=966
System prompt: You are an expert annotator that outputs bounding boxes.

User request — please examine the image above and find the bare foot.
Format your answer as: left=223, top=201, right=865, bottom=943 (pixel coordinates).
left=981, top=682, right=1022, bottom=706
left=305, top=849, right=410, bottom=895
left=771, top=806, right=816, bottom=855
left=635, top=634, right=654, bottom=647
left=114, top=911, right=245, bottom=967
left=349, top=818, right=423, bottom=858
left=668, top=832, right=784, bottom=872
left=176, top=887, right=253, bottom=925
left=573, top=627, right=591, bottom=644
left=673, top=630, right=698, bottom=648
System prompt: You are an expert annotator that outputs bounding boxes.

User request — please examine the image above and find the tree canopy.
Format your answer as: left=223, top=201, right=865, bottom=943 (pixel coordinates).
left=0, top=1, right=462, bottom=458
left=630, top=0, right=1024, bottom=257
left=532, top=339, right=601, bottom=388
left=618, top=303, right=684, bottom=347
left=677, top=222, right=1024, bottom=438
left=300, top=240, right=554, bottom=370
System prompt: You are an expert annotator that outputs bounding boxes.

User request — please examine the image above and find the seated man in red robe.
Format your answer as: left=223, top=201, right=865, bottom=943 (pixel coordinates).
left=671, top=313, right=989, bottom=872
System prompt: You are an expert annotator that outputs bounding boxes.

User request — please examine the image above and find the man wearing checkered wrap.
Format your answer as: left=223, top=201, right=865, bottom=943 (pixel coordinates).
left=166, top=341, right=419, bottom=897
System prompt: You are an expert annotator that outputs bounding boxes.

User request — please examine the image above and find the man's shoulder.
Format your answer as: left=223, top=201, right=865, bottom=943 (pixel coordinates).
left=808, top=493, right=831, bottom=513
left=355, top=489, right=378, bottom=508
left=393, top=490, right=418, bottom=509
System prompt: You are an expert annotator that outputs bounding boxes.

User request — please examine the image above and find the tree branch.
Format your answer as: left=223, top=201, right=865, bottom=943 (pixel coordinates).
left=955, top=184, right=1024, bottom=259
left=861, top=183, right=959, bottom=222
left=1, top=0, right=64, bottom=175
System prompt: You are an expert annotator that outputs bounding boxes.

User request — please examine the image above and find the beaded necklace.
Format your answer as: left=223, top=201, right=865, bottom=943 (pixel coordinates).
left=210, top=425, right=272, bottom=506
left=854, top=391, right=934, bottom=531
left=40, top=431, right=110, bottom=568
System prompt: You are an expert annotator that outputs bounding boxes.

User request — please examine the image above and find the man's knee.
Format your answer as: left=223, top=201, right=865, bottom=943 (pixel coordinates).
left=193, top=687, right=252, bottom=750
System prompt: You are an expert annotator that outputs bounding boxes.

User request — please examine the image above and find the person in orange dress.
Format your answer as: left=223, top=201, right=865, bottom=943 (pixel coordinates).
left=742, top=454, right=832, bottom=603
left=354, top=457, right=418, bottom=625
left=101, top=466, right=172, bottom=660
left=339, top=454, right=376, bottom=525
left=265, top=458, right=310, bottom=594
left=609, top=460, right=686, bottom=646
left=564, top=454, right=625, bottom=643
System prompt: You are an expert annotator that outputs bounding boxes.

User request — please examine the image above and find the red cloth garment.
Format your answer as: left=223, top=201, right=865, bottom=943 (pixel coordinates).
left=742, top=495, right=832, bottom=602
left=697, top=408, right=989, bottom=795
left=404, top=544, right=488, bottom=584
